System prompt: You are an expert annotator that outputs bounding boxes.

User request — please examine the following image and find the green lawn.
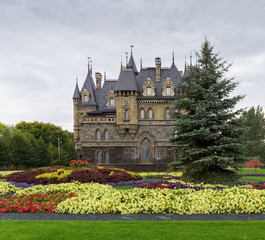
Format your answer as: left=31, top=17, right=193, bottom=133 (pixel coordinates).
left=0, top=221, right=265, bottom=240
left=241, top=176, right=265, bottom=181
left=234, top=169, right=265, bottom=174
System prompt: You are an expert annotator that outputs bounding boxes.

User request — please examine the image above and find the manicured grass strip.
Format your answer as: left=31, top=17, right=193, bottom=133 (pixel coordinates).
left=0, top=221, right=265, bottom=240
left=234, top=169, right=265, bottom=174
left=242, top=176, right=265, bottom=181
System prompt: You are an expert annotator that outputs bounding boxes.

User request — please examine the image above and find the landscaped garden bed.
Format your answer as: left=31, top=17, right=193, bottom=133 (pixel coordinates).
left=1, top=168, right=265, bottom=215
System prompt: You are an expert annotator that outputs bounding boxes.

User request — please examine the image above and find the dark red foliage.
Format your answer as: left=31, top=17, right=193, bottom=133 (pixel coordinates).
left=6, top=166, right=142, bottom=185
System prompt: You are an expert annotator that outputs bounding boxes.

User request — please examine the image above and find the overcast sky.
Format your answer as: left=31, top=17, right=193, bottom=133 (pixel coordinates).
left=1, top=0, right=265, bottom=131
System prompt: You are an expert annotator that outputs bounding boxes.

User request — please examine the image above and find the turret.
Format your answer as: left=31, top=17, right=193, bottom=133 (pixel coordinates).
left=72, top=80, right=81, bottom=142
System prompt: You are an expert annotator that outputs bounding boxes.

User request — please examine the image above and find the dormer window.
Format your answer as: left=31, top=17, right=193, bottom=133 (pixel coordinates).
left=162, top=77, right=175, bottom=96
left=106, top=90, right=115, bottom=107
left=166, top=87, right=171, bottom=96
left=147, top=87, right=151, bottom=96
left=143, top=77, right=155, bottom=96
left=110, top=98, right=115, bottom=106
left=81, top=89, right=90, bottom=102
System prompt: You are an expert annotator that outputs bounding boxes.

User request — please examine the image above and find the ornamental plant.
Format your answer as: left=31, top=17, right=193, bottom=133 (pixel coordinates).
left=0, top=190, right=76, bottom=213
left=69, top=160, right=91, bottom=168
left=170, top=39, right=247, bottom=184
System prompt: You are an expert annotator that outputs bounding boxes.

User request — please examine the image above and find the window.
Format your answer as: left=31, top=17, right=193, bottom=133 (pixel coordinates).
left=166, top=87, right=171, bottom=96
left=147, top=87, right=151, bottom=96
left=84, top=95, right=88, bottom=102
left=96, top=130, right=100, bottom=140
left=97, top=151, right=101, bottom=164
left=104, top=130, right=108, bottom=140
left=148, top=109, right=153, bottom=119
left=140, top=109, right=144, bottom=119
left=110, top=98, right=115, bottom=106
left=125, top=110, right=129, bottom=120
left=105, top=151, right=109, bottom=164
left=166, top=109, right=170, bottom=119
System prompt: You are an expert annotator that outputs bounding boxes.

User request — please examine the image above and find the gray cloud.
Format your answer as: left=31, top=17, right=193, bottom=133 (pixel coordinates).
left=0, top=0, right=265, bottom=130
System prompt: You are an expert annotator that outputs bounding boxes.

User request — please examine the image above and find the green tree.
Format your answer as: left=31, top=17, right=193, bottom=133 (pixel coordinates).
left=240, top=106, right=265, bottom=163
left=170, top=39, right=247, bottom=184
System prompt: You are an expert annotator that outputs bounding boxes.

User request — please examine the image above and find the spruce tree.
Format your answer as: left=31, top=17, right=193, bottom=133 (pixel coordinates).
left=170, top=39, right=247, bottom=184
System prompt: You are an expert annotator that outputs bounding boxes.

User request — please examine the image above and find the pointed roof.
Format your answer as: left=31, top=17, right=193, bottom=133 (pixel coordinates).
left=73, top=80, right=81, bottom=99
left=114, top=69, right=139, bottom=91
left=80, top=73, right=97, bottom=105
left=127, top=54, right=138, bottom=74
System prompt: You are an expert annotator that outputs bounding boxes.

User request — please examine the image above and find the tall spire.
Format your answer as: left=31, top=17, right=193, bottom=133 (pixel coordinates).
left=73, top=78, right=81, bottom=99
left=140, top=58, right=142, bottom=69
left=125, top=52, right=128, bottom=67
left=104, top=71, right=106, bottom=81
left=172, top=49, right=175, bottom=64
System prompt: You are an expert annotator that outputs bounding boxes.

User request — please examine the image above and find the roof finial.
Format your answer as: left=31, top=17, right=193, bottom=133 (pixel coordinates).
left=76, top=77, right=78, bottom=84
left=130, top=45, right=134, bottom=55
left=125, top=52, right=128, bottom=68
left=90, top=59, right=92, bottom=73
left=87, top=57, right=91, bottom=72
left=121, top=57, right=123, bottom=69
left=104, top=71, right=106, bottom=81
left=140, top=58, right=142, bottom=69
left=190, top=51, right=192, bottom=66
left=185, top=57, right=187, bottom=69
left=172, top=49, right=175, bottom=64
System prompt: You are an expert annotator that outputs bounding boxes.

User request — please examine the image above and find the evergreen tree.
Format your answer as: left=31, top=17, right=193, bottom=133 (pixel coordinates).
left=240, top=106, right=265, bottom=162
left=170, top=39, right=247, bottom=184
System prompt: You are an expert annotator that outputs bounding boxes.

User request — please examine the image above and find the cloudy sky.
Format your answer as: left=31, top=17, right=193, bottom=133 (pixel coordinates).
left=1, top=0, right=265, bottom=131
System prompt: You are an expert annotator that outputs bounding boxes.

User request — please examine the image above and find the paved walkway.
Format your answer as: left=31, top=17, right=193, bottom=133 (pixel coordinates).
left=1, top=213, right=265, bottom=221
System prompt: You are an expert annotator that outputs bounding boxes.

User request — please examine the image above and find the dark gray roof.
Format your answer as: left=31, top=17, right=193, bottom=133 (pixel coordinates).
left=127, top=54, right=138, bottom=74
left=114, top=70, right=139, bottom=91
left=72, top=81, right=81, bottom=99
left=79, top=73, right=97, bottom=106
left=96, top=80, right=117, bottom=112
left=136, top=66, right=181, bottom=97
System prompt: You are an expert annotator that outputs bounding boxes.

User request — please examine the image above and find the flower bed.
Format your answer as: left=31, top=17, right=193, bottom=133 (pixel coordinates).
left=0, top=182, right=21, bottom=196
left=6, top=166, right=142, bottom=185
left=0, top=191, right=76, bottom=213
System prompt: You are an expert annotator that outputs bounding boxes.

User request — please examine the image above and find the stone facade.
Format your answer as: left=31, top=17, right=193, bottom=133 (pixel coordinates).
left=72, top=51, right=189, bottom=171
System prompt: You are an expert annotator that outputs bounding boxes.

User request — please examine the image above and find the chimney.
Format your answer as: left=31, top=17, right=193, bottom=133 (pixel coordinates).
left=95, top=72, right=102, bottom=90
left=155, top=57, right=161, bottom=82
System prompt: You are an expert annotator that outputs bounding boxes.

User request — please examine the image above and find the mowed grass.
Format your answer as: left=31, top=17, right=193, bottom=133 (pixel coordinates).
left=241, top=176, right=265, bottom=181
left=234, top=169, right=265, bottom=174
left=0, top=221, right=265, bottom=240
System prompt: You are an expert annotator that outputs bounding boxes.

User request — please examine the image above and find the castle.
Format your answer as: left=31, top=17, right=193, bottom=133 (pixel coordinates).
left=72, top=49, right=190, bottom=171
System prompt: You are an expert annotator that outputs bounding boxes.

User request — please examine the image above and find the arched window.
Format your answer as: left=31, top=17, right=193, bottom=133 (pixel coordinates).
left=96, top=130, right=100, bottom=140
left=104, top=130, right=108, bottom=140
left=97, top=151, right=101, bottom=164
left=125, top=110, right=129, bottom=120
left=105, top=151, right=109, bottom=164
left=166, top=109, right=170, bottom=119
left=110, top=98, right=115, bottom=106
left=84, top=95, right=88, bottom=102
left=140, top=109, right=144, bottom=119
left=148, top=109, right=153, bottom=119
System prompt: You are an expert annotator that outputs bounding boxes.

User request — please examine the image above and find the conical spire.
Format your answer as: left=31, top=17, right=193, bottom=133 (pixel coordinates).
left=73, top=78, right=81, bottom=99
left=127, top=46, right=138, bottom=75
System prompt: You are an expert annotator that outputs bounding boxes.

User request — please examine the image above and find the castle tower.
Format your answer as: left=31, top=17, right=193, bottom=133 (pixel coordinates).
left=114, top=56, right=139, bottom=139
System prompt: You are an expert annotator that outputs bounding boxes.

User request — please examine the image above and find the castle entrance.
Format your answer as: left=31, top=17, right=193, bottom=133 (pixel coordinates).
left=140, top=138, right=152, bottom=163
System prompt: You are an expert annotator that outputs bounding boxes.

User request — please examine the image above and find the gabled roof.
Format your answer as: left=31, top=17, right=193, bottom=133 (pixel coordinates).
left=72, top=81, right=81, bottom=99
left=127, top=54, right=138, bottom=74
left=114, top=69, right=139, bottom=91
left=80, top=73, right=97, bottom=105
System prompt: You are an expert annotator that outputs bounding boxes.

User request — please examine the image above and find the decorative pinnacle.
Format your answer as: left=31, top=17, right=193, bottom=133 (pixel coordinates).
left=172, top=49, right=175, bottom=63
left=130, top=45, right=134, bottom=55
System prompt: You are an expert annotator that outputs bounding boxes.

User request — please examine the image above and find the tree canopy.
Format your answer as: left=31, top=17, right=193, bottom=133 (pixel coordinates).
left=170, top=39, right=247, bottom=184
left=240, top=106, right=265, bottom=162
left=0, top=121, right=76, bottom=169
